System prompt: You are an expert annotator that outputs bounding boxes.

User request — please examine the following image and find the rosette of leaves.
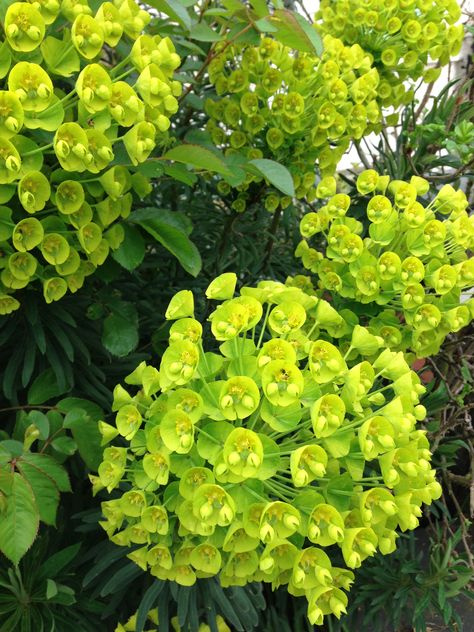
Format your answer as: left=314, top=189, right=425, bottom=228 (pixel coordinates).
left=0, top=0, right=182, bottom=313
left=316, top=0, right=464, bottom=110
left=95, top=274, right=442, bottom=626
left=204, top=33, right=382, bottom=212
left=296, top=171, right=474, bottom=358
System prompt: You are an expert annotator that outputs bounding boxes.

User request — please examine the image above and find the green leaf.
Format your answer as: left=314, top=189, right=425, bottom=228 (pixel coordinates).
left=41, top=36, right=80, bottom=77
left=21, top=453, right=71, bottom=492
left=27, top=368, right=69, bottom=405
left=27, top=410, right=50, bottom=440
left=0, top=40, right=11, bottom=79
left=102, top=313, right=139, bottom=358
left=163, top=144, right=232, bottom=177
left=51, top=436, right=77, bottom=456
left=136, top=581, right=165, bottom=632
left=248, top=159, right=295, bottom=196
left=254, top=17, right=277, bottom=32
left=164, top=163, right=198, bottom=186
left=46, top=579, right=58, bottom=599
left=325, top=473, right=354, bottom=512
left=0, top=206, right=13, bottom=241
left=62, top=406, right=103, bottom=470
left=130, top=209, right=202, bottom=277
left=23, top=95, right=65, bottom=131
left=269, top=9, right=323, bottom=56
left=134, top=160, right=164, bottom=178
left=112, top=225, right=146, bottom=271
left=37, top=543, right=81, bottom=581
left=16, top=461, right=60, bottom=526
left=0, top=471, right=39, bottom=564
left=190, top=22, right=223, bottom=42
left=147, top=0, right=191, bottom=29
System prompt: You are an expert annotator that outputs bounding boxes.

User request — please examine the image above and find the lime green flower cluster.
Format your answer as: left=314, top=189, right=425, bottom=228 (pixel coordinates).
left=0, top=0, right=181, bottom=314
left=296, top=171, right=474, bottom=358
left=96, top=274, right=441, bottom=626
left=205, top=34, right=381, bottom=211
left=316, top=0, right=464, bottom=109
left=116, top=609, right=230, bottom=632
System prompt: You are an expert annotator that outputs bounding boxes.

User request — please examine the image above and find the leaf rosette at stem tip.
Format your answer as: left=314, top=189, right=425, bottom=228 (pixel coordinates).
left=95, top=273, right=444, bottom=626
left=0, top=0, right=183, bottom=314
left=297, top=171, right=474, bottom=358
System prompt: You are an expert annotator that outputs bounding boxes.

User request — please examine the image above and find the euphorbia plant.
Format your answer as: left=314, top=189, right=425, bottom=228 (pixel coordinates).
left=95, top=275, right=442, bottom=625
left=316, top=0, right=464, bottom=109
left=0, top=0, right=181, bottom=314
left=296, top=171, right=474, bottom=357
left=205, top=33, right=381, bottom=211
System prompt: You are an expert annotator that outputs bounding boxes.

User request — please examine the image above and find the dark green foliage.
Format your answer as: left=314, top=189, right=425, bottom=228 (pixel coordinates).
left=0, top=535, right=104, bottom=632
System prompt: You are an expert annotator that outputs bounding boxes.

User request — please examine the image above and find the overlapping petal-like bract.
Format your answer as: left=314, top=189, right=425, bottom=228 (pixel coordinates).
left=296, top=172, right=474, bottom=358
left=316, top=0, right=464, bottom=109
left=204, top=33, right=382, bottom=212
left=97, top=276, right=442, bottom=626
left=0, top=0, right=181, bottom=314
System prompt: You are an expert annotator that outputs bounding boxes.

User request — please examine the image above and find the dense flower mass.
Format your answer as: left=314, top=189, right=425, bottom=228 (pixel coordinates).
left=296, top=172, right=474, bottom=358
left=96, top=275, right=442, bottom=625
left=0, top=0, right=181, bottom=313
left=205, top=34, right=382, bottom=211
left=316, top=0, right=464, bottom=109
left=116, top=609, right=230, bottom=632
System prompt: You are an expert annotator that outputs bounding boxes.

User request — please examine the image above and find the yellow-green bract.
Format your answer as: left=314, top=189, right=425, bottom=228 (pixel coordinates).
left=95, top=275, right=442, bottom=626
left=297, top=171, right=474, bottom=358
left=0, top=0, right=181, bottom=313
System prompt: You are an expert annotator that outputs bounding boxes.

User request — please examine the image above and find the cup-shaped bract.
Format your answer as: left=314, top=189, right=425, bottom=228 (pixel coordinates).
left=297, top=173, right=473, bottom=358
left=97, top=275, right=443, bottom=625
left=316, top=0, right=464, bottom=109
left=204, top=33, right=382, bottom=210
left=0, top=0, right=181, bottom=312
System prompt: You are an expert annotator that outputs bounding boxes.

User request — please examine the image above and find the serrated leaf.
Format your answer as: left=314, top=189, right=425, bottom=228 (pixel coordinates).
left=0, top=471, right=39, bottom=564
left=269, top=9, right=323, bottom=56
left=163, top=144, right=232, bottom=177
left=248, top=159, right=295, bottom=196
left=21, top=453, right=71, bottom=492
left=16, top=461, right=60, bottom=526
left=112, top=224, right=146, bottom=271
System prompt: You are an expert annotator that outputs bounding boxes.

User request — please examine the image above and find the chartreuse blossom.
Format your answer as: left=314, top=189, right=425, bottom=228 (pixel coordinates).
left=296, top=173, right=474, bottom=358
left=96, top=276, right=442, bottom=626
left=317, top=0, right=464, bottom=110
left=115, top=609, right=230, bottom=632
left=0, top=0, right=182, bottom=314
left=205, top=33, right=382, bottom=211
